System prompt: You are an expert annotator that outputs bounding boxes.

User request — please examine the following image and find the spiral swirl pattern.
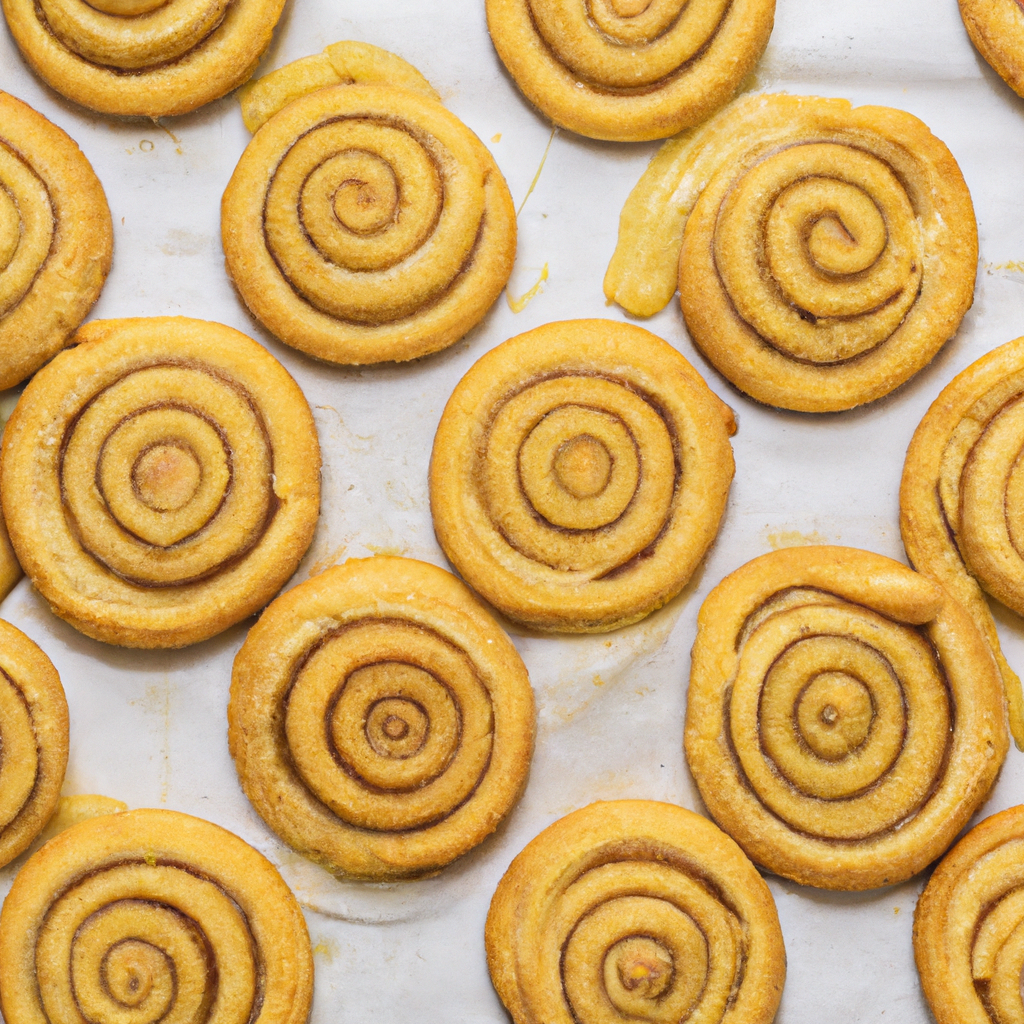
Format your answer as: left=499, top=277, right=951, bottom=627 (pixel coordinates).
left=485, top=0, right=775, bottom=141
left=915, top=806, right=1024, bottom=1024
left=959, top=0, right=1024, bottom=99
left=485, top=801, right=786, bottom=1024
left=0, top=809, right=313, bottom=1024
left=902, top=336, right=1024, bottom=750
left=228, top=556, right=535, bottom=880
left=222, top=83, right=516, bottom=365
left=430, top=319, right=735, bottom=632
left=1, top=0, right=285, bottom=116
left=0, top=92, right=111, bottom=390
left=0, top=620, right=67, bottom=868
left=606, top=93, right=977, bottom=411
left=685, top=546, right=1008, bottom=890
left=0, top=317, right=320, bottom=649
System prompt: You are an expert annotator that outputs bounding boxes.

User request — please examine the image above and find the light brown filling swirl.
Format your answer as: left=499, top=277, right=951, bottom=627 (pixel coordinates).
left=59, top=363, right=275, bottom=589
left=283, top=619, right=494, bottom=834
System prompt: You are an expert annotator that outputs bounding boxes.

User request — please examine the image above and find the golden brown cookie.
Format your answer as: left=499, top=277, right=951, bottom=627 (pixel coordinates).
left=486, top=800, right=786, bottom=1024
left=0, top=91, right=111, bottom=389
left=914, top=805, right=1024, bottom=1024
left=959, top=0, right=1024, bottom=98
left=430, top=319, right=736, bottom=633
left=0, top=619, right=67, bottom=867
left=1, top=0, right=285, bottom=116
left=685, top=546, right=1008, bottom=890
left=605, top=94, right=977, bottom=412
left=0, top=808, right=313, bottom=1024
left=485, top=0, right=775, bottom=141
left=221, top=57, right=516, bottom=365
left=0, top=316, right=321, bottom=648
left=229, top=556, right=535, bottom=881
left=901, top=337, right=1024, bottom=750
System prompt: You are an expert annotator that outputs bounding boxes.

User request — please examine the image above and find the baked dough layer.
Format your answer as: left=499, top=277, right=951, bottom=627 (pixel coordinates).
left=0, top=619, right=67, bottom=868
left=486, top=800, right=786, bottom=1024
left=915, top=805, right=1024, bottom=1024
left=1, top=0, right=285, bottom=116
left=0, top=317, right=321, bottom=648
left=685, top=546, right=1008, bottom=890
left=959, top=0, right=1024, bottom=98
left=0, top=807, right=313, bottom=1024
left=0, top=91, right=111, bottom=389
left=486, top=0, right=775, bottom=141
left=229, top=556, right=535, bottom=880
left=222, top=82, right=515, bottom=365
left=430, top=319, right=736, bottom=632
left=901, top=336, right=1024, bottom=750
left=605, top=94, right=977, bottom=411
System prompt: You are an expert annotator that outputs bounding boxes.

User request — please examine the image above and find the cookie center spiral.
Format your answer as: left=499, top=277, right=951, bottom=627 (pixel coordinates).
left=132, top=443, right=202, bottom=512
left=609, top=936, right=674, bottom=999
left=796, top=671, right=873, bottom=760
left=553, top=435, right=613, bottom=499
left=357, top=681, right=432, bottom=760
left=101, top=939, right=167, bottom=1008
left=282, top=620, right=494, bottom=833
left=330, top=158, right=399, bottom=236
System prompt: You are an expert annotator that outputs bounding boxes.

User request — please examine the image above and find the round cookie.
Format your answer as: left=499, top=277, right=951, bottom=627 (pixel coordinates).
left=486, top=0, right=776, bottom=141
left=0, top=91, right=111, bottom=390
left=0, top=808, right=313, bottom=1024
left=486, top=800, right=786, bottom=1024
left=959, top=0, right=1024, bottom=98
left=222, top=81, right=516, bottom=365
left=901, top=336, right=1024, bottom=750
left=914, top=805, right=1024, bottom=1024
left=0, top=317, right=321, bottom=648
left=229, top=556, right=535, bottom=880
left=605, top=93, right=977, bottom=411
left=685, top=546, right=1008, bottom=890
left=430, top=319, right=736, bottom=633
left=0, top=619, right=67, bottom=867
left=2, top=0, right=285, bottom=116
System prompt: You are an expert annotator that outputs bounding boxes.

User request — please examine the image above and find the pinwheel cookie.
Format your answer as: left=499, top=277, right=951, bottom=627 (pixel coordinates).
left=486, top=801, right=786, bottom=1024
left=1, top=0, right=284, bottom=116
left=430, top=319, right=736, bottom=633
left=959, top=0, right=1024, bottom=98
left=229, top=556, right=535, bottom=881
left=605, top=93, right=977, bottom=411
left=0, top=620, right=67, bottom=868
left=915, top=805, right=1024, bottom=1024
left=0, top=317, right=321, bottom=648
left=486, top=0, right=775, bottom=141
left=685, top=546, right=1008, bottom=890
left=0, top=91, right=111, bottom=390
left=222, top=42, right=516, bottom=365
left=0, top=808, right=313, bottom=1024
left=902, top=337, right=1024, bottom=750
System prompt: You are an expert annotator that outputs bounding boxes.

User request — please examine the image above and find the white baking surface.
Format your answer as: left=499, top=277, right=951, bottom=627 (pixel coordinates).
left=1, top=0, right=1023, bottom=1020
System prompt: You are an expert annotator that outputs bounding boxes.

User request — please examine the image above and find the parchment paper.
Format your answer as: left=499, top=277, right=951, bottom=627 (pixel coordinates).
left=1, top=0, right=1023, bottom=1020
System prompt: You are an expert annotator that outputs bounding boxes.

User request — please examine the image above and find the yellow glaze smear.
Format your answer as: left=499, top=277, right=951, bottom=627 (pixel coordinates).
left=37, top=794, right=128, bottom=846
left=240, top=41, right=440, bottom=133
left=506, top=263, right=548, bottom=313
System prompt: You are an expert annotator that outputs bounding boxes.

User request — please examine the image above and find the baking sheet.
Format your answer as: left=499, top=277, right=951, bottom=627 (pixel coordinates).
left=2, top=0, right=1024, bottom=1020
